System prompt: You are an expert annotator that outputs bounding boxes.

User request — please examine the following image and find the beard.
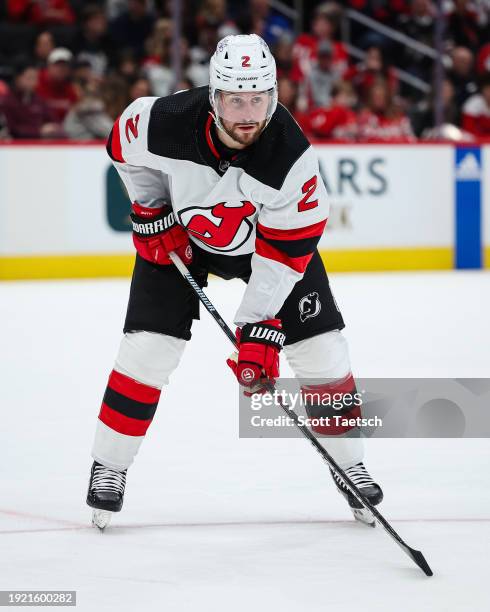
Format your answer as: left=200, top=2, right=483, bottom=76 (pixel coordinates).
left=221, top=119, right=267, bottom=146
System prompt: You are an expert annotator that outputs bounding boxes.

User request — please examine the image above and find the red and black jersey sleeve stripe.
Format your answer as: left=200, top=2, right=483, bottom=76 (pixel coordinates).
left=106, top=117, right=125, bottom=163
left=255, top=219, right=327, bottom=273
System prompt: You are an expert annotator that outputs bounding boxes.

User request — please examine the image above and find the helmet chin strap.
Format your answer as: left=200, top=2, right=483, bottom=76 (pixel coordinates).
left=209, top=110, right=226, bottom=135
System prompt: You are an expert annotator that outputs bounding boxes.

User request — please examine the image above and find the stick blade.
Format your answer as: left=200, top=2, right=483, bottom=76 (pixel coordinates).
left=404, top=546, right=433, bottom=576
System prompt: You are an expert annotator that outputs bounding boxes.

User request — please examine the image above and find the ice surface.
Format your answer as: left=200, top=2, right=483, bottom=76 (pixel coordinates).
left=0, top=271, right=489, bottom=611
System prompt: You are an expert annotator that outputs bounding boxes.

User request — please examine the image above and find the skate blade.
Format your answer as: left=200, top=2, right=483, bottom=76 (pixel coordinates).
left=92, top=509, right=112, bottom=531
left=352, top=507, right=376, bottom=528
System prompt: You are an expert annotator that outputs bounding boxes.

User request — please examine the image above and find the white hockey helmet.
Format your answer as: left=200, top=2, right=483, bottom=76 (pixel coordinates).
left=209, top=34, right=278, bottom=132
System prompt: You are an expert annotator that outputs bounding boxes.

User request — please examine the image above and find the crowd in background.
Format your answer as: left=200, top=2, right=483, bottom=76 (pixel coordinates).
left=0, top=0, right=489, bottom=142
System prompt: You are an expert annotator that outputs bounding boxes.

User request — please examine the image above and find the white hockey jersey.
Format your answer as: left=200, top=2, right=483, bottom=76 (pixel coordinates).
left=107, top=87, right=329, bottom=326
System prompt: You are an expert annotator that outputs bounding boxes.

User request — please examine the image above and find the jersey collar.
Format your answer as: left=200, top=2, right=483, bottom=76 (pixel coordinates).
left=197, top=108, right=253, bottom=176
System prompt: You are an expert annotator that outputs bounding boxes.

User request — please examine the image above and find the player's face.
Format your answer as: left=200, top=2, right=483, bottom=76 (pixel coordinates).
left=220, top=116, right=267, bottom=146
left=217, top=90, right=270, bottom=145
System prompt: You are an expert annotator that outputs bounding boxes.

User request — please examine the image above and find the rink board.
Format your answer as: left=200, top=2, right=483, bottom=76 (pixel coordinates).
left=0, top=142, right=485, bottom=280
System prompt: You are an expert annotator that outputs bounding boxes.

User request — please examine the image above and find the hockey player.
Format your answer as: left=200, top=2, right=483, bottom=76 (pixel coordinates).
left=86, top=34, right=383, bottom=529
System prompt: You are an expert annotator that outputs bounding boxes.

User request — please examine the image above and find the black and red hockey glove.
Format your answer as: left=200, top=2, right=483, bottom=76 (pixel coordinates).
left=130, top=203, right=192, bottom=266
left=227, top=319, right=285, bottom=392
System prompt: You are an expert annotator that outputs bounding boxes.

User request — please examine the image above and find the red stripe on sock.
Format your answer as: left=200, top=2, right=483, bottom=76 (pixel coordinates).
left=301, top=374, right=360, bottom=435
left=99, top=403, right=152, bottom=436
left=108, top=370, right=161, bottom=404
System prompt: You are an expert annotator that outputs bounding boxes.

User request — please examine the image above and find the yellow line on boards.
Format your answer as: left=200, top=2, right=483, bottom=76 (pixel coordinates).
left=320, top=248, right=453, bottom=272
left=0, top=248, right=454, bottom=281
left=484, top=248, right=490, bottom=268
left=0, top=254, right=135, bottom=280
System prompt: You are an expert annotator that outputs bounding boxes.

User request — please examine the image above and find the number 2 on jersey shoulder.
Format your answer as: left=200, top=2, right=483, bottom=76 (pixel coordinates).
left=298, top=175, right=319, bottom=212
left=125, top=114, right=140, bottom=143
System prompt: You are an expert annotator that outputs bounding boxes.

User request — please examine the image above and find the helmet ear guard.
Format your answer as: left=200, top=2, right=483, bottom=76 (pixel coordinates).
left=209, top=34, right=278, bottom=133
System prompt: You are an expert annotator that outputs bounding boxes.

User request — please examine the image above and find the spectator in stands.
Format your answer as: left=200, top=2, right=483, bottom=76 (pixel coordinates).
left=188, top=32, right=218, bottom=83
left=100, top=74, right=129, bottom=119
left=396, top=0, right=435, bottom=81
left=0, top=89, right=10, bottom=138
left=0, top=81, right=9, bottom=99
left=346, top=0, right=410, bottom=28
left=196, top=0, right=227, bottom=23
left=476, top=43, right=490, bottom=76
left=72, top=58, right=95, bottom=85
left=0, top=76, right=10, bottom=141
left=189, top=26, right=212, bottom=62
left=2, top=0, right=489, bottom=144
left=292, top=3, right=349, bottom=83
left=358, top=78, right=415, bottom=141
left=345, top=45, right=398, bottom=103
left=36, top=47, right=78, bottom=122
left=234, top=0, right=293, bottom=47
left=304, top=40, right=336, bottom=110
left=109, top=0, right=154, bottom=60
left=128, top=76, right=152, bottom=101
left=274, top=33, right=296, bottom=81
left=461, top=74, right=490, bottom=137
left=114, top=50, right=140, bottom=81
left=174, top=77, right=195, bottom=93
left=472, top=0, right=490, bottom=31
left=346, top=0, right=410, bottom=49
left=1, top=61, right=60, bottom=138
left=410, top=77, right=460, bottom=137
left=277, top=77, right=310, bottom=132
left=142, top=18, right=174, bottom=97
left=447, top=46, right=478, bottom=108
left=183, top=37, right=210, bottom=87
left=446, top=0, right=482, bottom=51
left=7, top=0, right=75, bottom=25
left=143, top=21, right=208, bottom=95
left=308, top=80, right=359, bottom=141
left=278, top=77, right=296, bottom=110
left=106, top=0, right=128, bottom=20
left=73, top=5, right=112, bottom=77
left=33, top=31, right=56, bottom=68
left=143, top=28, right=175, bottom=96
left=196, top=0, right=230, bottom=34
left=192, top=13, right=225, bottom=61
left=63, top=75, right=113, bottom=140
left=397, top=0, right=434, bottom=43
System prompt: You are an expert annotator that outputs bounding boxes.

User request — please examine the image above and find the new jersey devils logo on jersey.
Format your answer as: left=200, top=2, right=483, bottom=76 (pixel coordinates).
left=299, top=292, right=321, bottom=322
left=179, top=201, right=256, bottom=252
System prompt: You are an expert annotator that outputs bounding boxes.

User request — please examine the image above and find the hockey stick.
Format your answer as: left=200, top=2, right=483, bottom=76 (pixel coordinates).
left=169, top=251, right=433, bottom=577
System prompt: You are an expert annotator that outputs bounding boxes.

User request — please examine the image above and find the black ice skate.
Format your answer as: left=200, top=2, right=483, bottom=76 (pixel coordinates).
left=86, top=461, right=127, bottom=530
left=330, top=462, right=383, bottom=527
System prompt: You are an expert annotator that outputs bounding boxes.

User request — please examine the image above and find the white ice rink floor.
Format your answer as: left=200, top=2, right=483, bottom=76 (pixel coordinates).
left=1, top=270, right=489, bottom=611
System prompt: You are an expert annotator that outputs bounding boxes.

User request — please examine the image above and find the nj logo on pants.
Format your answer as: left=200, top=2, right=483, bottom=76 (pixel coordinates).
left=299, top=292, right=321, bottom=322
